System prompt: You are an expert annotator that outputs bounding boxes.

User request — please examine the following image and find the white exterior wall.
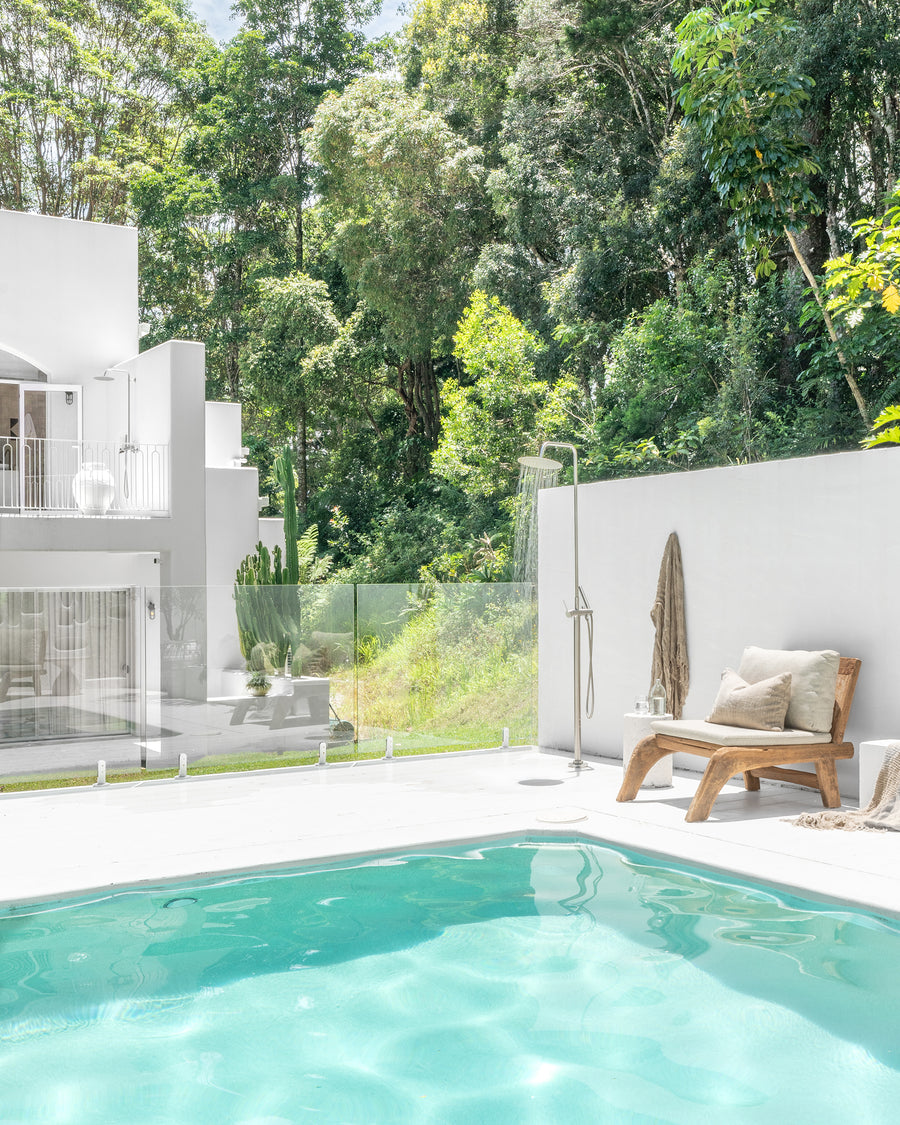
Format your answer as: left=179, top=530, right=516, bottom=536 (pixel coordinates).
left=538, top=448, right=900, bottom=799
left=205, top=402, right=244, bottom=468
left=0, top=341, right=206, bottom=588
left=205, top=466, right=261, bottom=694
left=258, top=517, right=284, bottom=557
left=0, top=550, right=159, bottom=589
left=0, top=211, right=137, bottom=380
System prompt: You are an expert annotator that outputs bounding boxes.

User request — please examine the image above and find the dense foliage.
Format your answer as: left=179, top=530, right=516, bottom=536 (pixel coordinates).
left=2, top=0, right=899, bottom=578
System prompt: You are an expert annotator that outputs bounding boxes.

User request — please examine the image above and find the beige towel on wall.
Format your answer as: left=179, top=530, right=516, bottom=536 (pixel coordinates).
left=650, top=531, right=689, bottom=719
left=794, top=742, right=900, bottom=831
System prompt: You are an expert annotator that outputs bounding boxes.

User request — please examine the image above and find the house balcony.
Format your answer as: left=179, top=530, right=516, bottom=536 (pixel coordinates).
left=0, top=437, right=170, bottom=518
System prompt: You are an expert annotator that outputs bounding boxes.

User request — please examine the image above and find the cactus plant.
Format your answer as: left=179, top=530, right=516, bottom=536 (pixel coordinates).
left=274, top=446, right=299, bottom=585
left=234, top=445, right=333, bottom=671
left=234, top=559, right=300, bottom=671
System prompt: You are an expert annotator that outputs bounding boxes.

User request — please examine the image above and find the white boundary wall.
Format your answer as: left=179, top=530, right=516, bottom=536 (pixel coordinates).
left=537, top=447, right=900, bottom=799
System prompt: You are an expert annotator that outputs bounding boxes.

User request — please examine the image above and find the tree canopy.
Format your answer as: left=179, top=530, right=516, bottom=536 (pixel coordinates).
left=5, top=0, right=900, bottom=580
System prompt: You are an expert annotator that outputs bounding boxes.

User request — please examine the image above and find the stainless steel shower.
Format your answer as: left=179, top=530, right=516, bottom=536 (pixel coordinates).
left=517, top=442, right=594, bottom=769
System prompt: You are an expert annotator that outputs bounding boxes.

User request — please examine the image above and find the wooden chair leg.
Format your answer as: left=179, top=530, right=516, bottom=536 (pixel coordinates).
left=685, top=748, right=742, bottom=822
left=743, top=771, right=760, bottom=792
left=814, top=759, right=842, bottom=808
left=617, top=736, right=674, bottom=803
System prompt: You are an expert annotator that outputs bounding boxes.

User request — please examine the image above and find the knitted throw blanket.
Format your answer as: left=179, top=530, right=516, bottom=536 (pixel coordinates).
left=794, top=742, right=900, bottom=831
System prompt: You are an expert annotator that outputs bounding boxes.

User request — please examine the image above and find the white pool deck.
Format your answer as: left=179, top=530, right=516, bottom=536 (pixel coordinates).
left=2, top=747, right=899, bottom=918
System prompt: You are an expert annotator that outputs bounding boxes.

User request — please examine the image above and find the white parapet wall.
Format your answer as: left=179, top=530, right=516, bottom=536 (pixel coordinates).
left=0, top=210, right=138, bottom=381
left=537, top=447, right=900, bottom=799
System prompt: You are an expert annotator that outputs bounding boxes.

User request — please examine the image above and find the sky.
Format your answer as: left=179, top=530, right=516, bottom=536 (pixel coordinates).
left=189, top=0, right=406, bottom=43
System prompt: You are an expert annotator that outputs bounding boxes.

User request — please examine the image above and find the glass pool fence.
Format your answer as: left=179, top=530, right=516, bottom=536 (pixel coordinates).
left=0, top=582, right=536, bottom=787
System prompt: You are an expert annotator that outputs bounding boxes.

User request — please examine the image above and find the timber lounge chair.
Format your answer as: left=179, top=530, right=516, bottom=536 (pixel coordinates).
left=617, top=650, right=861, bottom=823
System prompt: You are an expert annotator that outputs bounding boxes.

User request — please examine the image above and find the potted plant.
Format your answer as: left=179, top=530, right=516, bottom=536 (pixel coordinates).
left=247, top=670, right=271, bottom=697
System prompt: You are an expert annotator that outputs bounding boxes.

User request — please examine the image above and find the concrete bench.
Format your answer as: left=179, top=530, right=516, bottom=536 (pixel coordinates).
left=228, top=676, right=330, bottom=730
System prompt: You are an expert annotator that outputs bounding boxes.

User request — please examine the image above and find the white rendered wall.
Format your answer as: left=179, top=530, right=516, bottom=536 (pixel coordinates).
left=81, top=340, right=172, bottom=449
left=537, top=448, right=900, bottom=799
left=0, top=211, right=137, bottom=381
left=205, top=466, right=262, bottom=695
left=0, top=550, right=159, bottom=589
left=258, top=517, right=285, bottom=557
left=205, top=402, right=243, bottom=468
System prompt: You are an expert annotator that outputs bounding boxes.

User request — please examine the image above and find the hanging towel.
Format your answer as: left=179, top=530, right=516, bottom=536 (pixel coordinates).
left=650, top=531, right=689, bottom=719
left=794, top=742, right=900, bottom=831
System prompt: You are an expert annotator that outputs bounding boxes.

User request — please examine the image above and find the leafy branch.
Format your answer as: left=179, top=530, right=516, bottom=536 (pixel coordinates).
left=672, top=0, right=870, bottom=427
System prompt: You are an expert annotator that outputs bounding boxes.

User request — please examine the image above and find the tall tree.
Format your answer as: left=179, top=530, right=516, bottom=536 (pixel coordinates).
left=310, top=76, right=486, bottom=448
left=0, top=0, right=209, bottom=218
left=402, top=0, right=520, bottom=162
left=790, top=0, right=900, bottom=269
left=133, top=30, right=290, bottom=397
left=240, top=273, right=340, bottom=511
left=234, top=0, right=379, bottom=272
left=432, top=291, right=548, bottom=497
left=673, top=0, right=870, bottom=426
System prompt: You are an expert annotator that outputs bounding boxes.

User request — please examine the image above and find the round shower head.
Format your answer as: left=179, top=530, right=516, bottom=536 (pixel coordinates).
left=518, top=454, right=563, bottom=472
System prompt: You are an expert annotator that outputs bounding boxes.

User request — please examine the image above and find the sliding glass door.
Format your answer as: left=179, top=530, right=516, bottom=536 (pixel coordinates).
left=0, top=381, right=81, bottom=510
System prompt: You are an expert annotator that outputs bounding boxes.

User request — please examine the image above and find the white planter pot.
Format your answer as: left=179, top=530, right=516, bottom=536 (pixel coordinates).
left=72, top=461, right=115, bottom=515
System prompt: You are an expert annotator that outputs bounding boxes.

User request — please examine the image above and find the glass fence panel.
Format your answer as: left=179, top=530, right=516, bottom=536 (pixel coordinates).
left=355, top=583, right=427, bottom=757
left=434, top=582, right=537, bottom=750
left=355, top=582, right=536, bottom=757
left=0, top=587, right=143, bottom=785
left=151, top=583, right=356, bottom=773
left=0, top=580, right=536, bottom=788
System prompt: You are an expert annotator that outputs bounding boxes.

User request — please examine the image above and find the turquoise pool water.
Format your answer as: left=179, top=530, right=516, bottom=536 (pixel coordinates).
left=1, top=836, right=899, bottom=1124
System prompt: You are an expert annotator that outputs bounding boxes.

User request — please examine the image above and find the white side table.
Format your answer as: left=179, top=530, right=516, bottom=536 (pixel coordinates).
left=623, top=712, right=674, bottom=788
left=858, top=740, right=900, bottom=808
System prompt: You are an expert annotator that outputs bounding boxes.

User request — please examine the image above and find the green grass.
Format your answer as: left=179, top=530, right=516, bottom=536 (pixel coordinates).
left=351, top=591, right=537, bottom=748
left=0, top=739, right=507, bottom=794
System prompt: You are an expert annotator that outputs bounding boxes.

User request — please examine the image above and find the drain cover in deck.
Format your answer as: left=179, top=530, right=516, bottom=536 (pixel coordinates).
left=535, top=807, right=588, bottom=823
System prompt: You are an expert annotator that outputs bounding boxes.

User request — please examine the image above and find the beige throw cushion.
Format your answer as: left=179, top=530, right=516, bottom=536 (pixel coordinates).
left=706, top=668, right=792, bottom=731
left=738, top=646, right=839, bottom=733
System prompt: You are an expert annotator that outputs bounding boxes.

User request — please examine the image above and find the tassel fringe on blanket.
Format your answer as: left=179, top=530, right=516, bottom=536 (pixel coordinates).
left=794, top=742, right=900, bottom=831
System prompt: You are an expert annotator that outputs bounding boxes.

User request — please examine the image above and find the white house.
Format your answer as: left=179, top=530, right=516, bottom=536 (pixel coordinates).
left=0, top=210, right=273, bottom=757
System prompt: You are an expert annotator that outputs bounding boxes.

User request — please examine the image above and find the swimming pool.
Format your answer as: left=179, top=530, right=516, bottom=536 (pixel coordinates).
left=1, top=835, right=898, bottom=1124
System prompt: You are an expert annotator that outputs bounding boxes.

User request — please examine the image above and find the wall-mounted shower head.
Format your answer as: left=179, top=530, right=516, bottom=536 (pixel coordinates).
left=518, top=453, right=563, bottom=473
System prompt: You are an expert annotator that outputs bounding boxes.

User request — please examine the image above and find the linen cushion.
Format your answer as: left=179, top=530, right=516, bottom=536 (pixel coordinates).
left=738, top=647, right=839, bottom=733
left=706, top=668, right=792, bottom=731
left=650, top=718, right=832, bottom=747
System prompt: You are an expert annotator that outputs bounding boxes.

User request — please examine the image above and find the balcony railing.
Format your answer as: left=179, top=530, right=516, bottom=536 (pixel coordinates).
left=0, top=437, right=170, bottom=516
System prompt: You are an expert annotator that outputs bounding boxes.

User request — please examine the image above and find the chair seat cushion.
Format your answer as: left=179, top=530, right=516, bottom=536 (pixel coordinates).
left=650, top=718, right=833, bottom=747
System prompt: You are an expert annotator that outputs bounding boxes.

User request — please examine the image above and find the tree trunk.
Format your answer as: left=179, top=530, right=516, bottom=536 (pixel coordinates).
left=298, top=400, right=308, bottom=515
left=782, top=226, right=871, bottom=429
left=397, top=356, right=441, bottom=446
left=223, top=255, right=243, bottom=399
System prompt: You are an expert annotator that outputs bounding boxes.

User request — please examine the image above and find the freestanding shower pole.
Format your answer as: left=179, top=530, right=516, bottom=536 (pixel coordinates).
left=538, top=441, right=592, bottom=770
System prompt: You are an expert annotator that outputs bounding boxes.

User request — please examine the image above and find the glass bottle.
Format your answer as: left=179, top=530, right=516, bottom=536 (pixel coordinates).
left=284, top=645, right=293, bottom=679
left=649, top=677, right=667, bottom=716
